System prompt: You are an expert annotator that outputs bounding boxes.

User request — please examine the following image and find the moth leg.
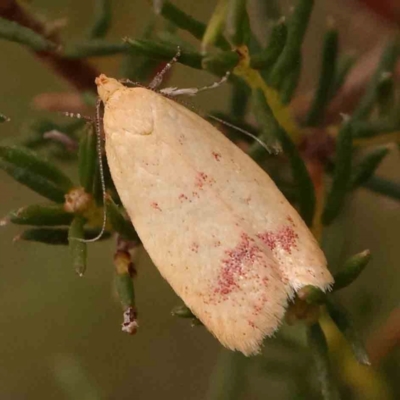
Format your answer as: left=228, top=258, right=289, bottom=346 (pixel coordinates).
left=160, top=72, right=230, bottom=97
left=148, top=46, right=182, bottom=90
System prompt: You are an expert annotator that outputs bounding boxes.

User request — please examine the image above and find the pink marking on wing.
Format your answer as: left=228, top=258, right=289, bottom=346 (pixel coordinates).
left=190, top=242, right=199, bottom=253
left=178, top=193, right=189, bottom=202
left=212, top=151, right=221, bottom=161
left=178, top=134, right=186, bottom=145
left=287, top=216, right=295, bottom=226
left=257, top=225, right=298, bottom=254
left=214, top=233, right=262, bottom=296
left=150, top=202, right=162, bottom=211
left=195, top=172, right=215, bottom=189
left=195, top=172, right=207, bottom=188
left=248, top=320, right=256, bottom=328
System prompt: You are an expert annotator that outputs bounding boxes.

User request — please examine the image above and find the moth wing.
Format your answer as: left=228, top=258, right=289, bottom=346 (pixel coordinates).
left=146, top=92, right=334, bottom=292
left=103, top=87, right=292, bottom=355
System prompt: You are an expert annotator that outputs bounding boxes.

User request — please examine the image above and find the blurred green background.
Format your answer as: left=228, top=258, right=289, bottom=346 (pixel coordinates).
left=0, top=1, right=399, bottom=399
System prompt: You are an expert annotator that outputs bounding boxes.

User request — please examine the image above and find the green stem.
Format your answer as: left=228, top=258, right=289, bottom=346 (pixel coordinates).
left=305, top=26, right=338, bottom=126
left=364, top=176, right=400, bottom=201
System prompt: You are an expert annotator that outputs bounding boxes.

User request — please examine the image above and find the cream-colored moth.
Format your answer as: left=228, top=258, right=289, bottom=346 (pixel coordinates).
left=95, top=73, right=333, bottom=356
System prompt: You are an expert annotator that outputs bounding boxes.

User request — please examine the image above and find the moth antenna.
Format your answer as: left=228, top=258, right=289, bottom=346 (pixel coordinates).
left=62, top=111, right=93, bottom=122
left=157, top=72, right=273, bottom=152
left=75, top=97, right=108, bottom=243
left=160, top=72, right=230, bottom=97
left=119, top=78, right=143, bottom=88
left=208, top=114, right=282, bottom=155
left=148, top=46, right=181, bottom=90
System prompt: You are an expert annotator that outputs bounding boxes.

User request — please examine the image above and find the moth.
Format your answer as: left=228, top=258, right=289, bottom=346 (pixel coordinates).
left=95, top=70, right=333, bottom=356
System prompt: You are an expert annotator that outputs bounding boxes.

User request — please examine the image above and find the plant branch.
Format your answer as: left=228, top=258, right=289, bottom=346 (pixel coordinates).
left=292, top=41, right=400, bottom=125
left=367, top=307, right=400, bottom=365
left=0, top=0, right=98, bottom=91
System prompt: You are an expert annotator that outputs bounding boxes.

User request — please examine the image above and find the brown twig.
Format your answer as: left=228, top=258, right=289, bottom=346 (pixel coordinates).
left=0, top=0, right=99, bottom=91
left=366, top=307, right=400, bottom=365
left=356, top=0, right=400, bottom=24
left=33, top=92, right=91, bottom=113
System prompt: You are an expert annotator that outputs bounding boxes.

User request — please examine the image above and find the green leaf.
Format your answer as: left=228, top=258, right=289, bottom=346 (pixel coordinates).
left=0, top=146, right=73, bottom=191
left=92, top=153, right=118, bottom=205
left=322, top=120, right=352, bottom=225
left=250, top=18, right=287, bottom=71
left=230, top=79, right=251, bottom=120
left=63, top=40, right=129, bottom=58
left=328, top=53, right=356, bottom=101
left=115, top=272, right=135, bottom=310
left=88, top=0, right=111, bottom=39
left=351, top=148, right=389, bottom=188
left=106, top=197, right=140, bottom=242
left=226, top=0, right=247, bottom=47
left=0, top=16, right=56, bottom=51
left=16, top=227, right=110, bottom=245
left=201, top=0, right=229, bottom=53
left=124, top=38, right=203, bottom=69
left=249, top=88, right=281, bottom=155
left=364, top=176, right=400, bottom=201
left=376, top=72, right=395, bottom=117
left=120, top=52, right=159, bottom=83
left=268, top=0, right=314, bottom=88
left=156, top=30, right=197, bottom=52
left=351, top=118, right=400, bottom=138
left=202, top=51, right=239, bottom=75
left=333, top=250, right=371, bottom=291
left=68, top=216, right=87, bottom=276
left=5, top=204, right=73, bottom=226
left=119, top=19, right=159, bottom=83
left=353, top=38, right=400, bottom=120
left=78, top=124, right=98, bottom=193
left=171, top=304, right=195, bottom=318
left=159, top=1, right=230, bottom=50
left=253, top=0, right=281, bottom=21
left=326, top=298, right=371, bottom=365
left=305, top=26, right=338, bottom=126
left=0, top=159, right=67, bottom=203
left=171, top=302, right=202, bottom=327
left=245, top=21, right=261, bottom=55
left=114, top=251, right=136, bottom=309
left=280, top=50, right=301, bottom=104
left=307, top=323, right=340, bottom=400
left=298, top=285, right=326, bottom=304
left=113, top=250, right=138, bottom=335
left=16, top=227, right=72, bottom=245
left=251, top=89, right=316, bottom=225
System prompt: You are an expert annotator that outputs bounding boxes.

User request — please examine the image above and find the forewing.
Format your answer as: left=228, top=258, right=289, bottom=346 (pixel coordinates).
left=148, top=93, right=333, bottom=292
left=103, top=88, right=291, bottom=355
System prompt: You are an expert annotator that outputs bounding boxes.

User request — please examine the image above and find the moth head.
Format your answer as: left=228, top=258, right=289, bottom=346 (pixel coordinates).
left=95, top=74, right=124, bottom=103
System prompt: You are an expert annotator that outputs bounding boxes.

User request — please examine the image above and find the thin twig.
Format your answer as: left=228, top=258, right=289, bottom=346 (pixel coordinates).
left=33, top=92, right=91, bottom=113
left=0, top=0, right=98, bottom=91
left=367, top=307, right=400, bottom=365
